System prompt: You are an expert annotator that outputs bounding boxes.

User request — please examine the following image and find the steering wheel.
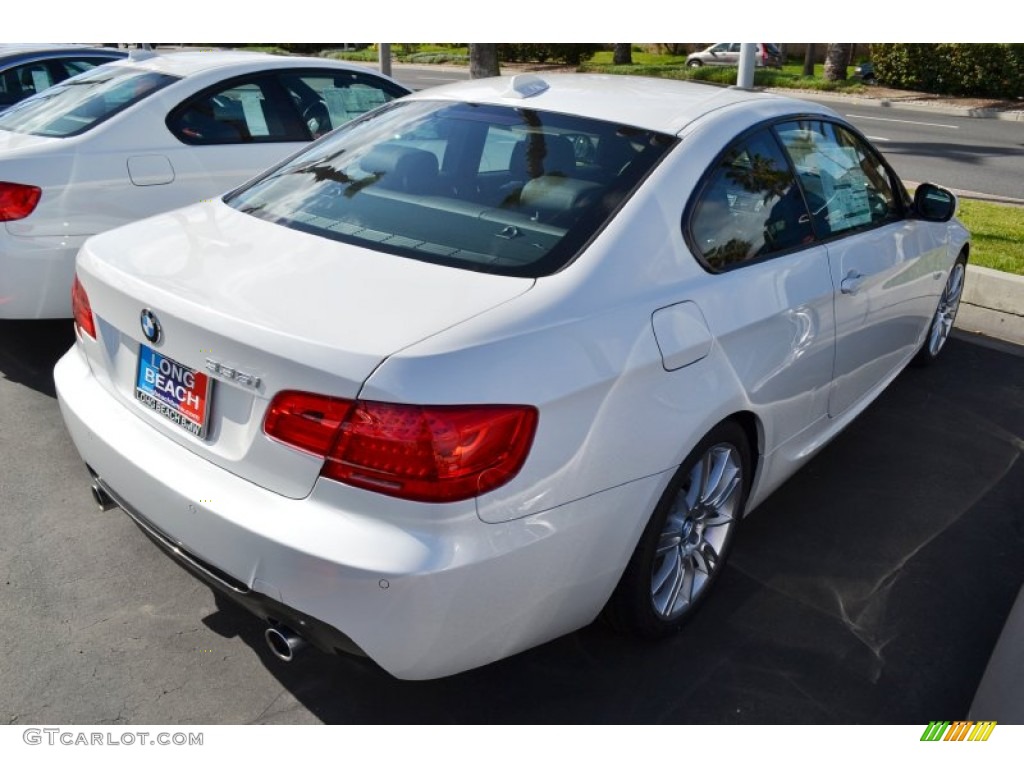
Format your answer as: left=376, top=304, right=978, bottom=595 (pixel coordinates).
left=302, top=101, right=331, bottom=138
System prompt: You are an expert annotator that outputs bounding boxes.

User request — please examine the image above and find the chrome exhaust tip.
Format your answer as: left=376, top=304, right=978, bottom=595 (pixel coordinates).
left=264, top=625, right=307, bottom=662
left=91, top=482, right=116, bottom=512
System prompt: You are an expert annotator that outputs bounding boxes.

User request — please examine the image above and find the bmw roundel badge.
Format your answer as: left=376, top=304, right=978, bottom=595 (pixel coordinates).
left=140, top=309, right=162, bottom=344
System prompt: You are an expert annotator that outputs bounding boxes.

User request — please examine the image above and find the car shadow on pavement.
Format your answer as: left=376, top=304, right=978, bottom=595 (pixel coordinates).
left=0, top=320, right=76, bottom=398
left=200, top=336, right=1024, bottom=724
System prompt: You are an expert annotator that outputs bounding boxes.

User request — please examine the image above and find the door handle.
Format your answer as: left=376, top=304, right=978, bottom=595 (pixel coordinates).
left=840, top=270, right=865, bottom=295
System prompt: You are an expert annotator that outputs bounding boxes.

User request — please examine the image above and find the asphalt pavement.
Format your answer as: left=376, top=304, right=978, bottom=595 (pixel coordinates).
left=1, top=320, right=1021, bottom=724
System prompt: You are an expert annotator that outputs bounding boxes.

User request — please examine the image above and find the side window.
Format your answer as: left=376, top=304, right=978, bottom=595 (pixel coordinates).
left=278, top=71, right=406, bottom=139
left=711, top=44, right=729, bottom=54
left=728, top=44, right=742, bottom=53
left=688, top=129, right=815, bottom=271
left=775, top=120, right=900, bottom=238
left=0, top=62, right=55, bottom=105
left=168, top=77, right=301, bottom=145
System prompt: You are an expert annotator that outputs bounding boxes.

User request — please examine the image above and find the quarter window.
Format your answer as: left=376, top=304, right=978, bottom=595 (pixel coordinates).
left=689, top=129, right=815, bottom=270
left=774, top=120, right=900, bottom=238
left=0, top=62, right=54, bottom=107
left=168, top=77, right=300, bottom=144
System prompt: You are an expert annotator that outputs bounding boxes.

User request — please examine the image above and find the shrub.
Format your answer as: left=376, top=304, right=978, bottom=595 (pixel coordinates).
left=497, top=44, right=601, bottom=66
left=871, top=43, right=1024, bottom=98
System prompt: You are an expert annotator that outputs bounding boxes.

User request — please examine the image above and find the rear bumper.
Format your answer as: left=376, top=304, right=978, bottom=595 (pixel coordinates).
left=0, top=228, right=87, bottom=319
left=55, top=342, right=663, bottom=679
left=90, top=473, right=367, bottom=659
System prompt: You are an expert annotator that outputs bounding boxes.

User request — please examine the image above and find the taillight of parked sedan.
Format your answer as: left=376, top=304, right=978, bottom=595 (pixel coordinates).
left=264, top=391, right=538, bottom=503
left=71, top=275, right=96, bottom=339
left=0, top=181, right=41, bottom=221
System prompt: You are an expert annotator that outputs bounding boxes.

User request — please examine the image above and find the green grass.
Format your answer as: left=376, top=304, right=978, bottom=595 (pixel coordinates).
left=587, top=51, right=689, bottom=67
left=578, top=60, right=867, bottom=93
left=234, top=45, right=290, bottom=56
left=957, top=199, right=1024, bottom=276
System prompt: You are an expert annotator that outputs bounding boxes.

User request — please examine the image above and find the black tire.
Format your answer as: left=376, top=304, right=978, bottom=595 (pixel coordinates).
left=688, top=59, right=703, bottom=69
left=604, top=420, right=751, bottom=638
left=912, top=252, right=967, bottom=368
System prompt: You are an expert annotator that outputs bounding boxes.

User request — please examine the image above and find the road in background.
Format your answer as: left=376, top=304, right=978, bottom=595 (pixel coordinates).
left=806, top=98, right=1024, bottom=201
left=386, top=65, right=1024, bottom=201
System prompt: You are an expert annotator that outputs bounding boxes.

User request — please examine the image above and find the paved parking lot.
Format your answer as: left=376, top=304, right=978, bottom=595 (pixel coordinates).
left=1, top=320, right=1021, bottom=724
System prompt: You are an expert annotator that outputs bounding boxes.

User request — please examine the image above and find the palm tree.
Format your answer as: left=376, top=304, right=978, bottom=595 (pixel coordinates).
left=613, top=44, right=633, bottom=65
left=824, top=44, right=850, bottom=81
left=802, top=44, right=816, bottom=77
left=469, top=44, right=500, bottom=78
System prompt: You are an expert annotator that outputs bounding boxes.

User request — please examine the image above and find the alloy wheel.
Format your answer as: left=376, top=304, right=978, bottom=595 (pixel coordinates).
left=650, top=443, right=743, bottom=620
left=928, top=261, right=966, bottom=357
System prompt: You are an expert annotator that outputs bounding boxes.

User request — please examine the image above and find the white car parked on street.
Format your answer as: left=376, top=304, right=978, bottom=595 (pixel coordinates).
left=0, top=50, right=408, bottom=318
left=56, top=74, right=969, bottom=680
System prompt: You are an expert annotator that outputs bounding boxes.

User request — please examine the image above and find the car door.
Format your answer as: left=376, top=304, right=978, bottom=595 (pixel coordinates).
left=774, top=119, right=944, bottom=417
left=685, top=127, right=836, bottom=452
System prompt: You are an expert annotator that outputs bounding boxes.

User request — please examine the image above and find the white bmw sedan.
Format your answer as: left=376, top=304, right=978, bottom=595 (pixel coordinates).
left=0, top=50, right=408, bottom=318
left=55, top=74, right=969, bottom=680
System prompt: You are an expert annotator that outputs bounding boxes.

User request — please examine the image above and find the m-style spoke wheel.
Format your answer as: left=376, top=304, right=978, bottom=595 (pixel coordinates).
left=605, top=421, right=750, bottom=638
left=651, top=444, right=742, bottom=619
left=914, top=253, right=967, bottom=367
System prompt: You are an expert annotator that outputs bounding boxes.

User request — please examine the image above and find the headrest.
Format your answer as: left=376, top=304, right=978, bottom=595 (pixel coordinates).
left=360, top=144, right=439, bottom=192
left=520, top=176, right=601, bottom=215
left=509, top=135, right=577, bottom=179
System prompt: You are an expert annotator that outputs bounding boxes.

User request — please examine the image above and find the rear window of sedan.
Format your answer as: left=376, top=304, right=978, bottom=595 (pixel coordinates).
left=0, top=66, right=178, bottom=137
left=225, top=100, right=676, bottom=278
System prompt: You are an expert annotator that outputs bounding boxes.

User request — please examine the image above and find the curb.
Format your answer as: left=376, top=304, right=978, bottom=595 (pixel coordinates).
left=955, top=265, right=1024, bottom=346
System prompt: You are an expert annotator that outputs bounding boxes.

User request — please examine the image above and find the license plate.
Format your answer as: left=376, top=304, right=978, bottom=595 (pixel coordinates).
left=135, top=346, right=211, bottom=437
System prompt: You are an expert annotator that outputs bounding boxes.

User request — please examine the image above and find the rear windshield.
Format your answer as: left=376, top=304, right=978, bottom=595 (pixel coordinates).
left=225, top=100, right=676, bottom=277
left=0, top=66, right=178, bottom=137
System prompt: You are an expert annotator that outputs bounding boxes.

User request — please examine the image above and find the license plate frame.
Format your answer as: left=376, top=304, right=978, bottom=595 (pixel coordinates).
left=135, top=346, right=211, bottom=438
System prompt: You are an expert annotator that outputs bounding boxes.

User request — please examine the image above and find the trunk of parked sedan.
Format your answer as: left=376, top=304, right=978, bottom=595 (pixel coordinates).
left=73, top=200, right=534, bottom=498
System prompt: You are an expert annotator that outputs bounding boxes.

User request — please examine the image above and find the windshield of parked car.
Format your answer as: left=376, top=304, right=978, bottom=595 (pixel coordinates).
left=224, top=100, right=676, bottom=277
left=0, top=66, right=178, bottom=137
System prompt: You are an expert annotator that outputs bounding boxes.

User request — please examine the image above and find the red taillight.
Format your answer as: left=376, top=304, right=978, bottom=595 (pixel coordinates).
left=0, top=182, right=41, bottom=222
left=264, top=391, right=538, bottom=503
left=71, top=275, right=95, bottom=339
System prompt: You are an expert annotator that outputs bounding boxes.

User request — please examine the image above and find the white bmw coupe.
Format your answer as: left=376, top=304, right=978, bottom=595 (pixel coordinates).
left=56, top=73, right=969, bottom=680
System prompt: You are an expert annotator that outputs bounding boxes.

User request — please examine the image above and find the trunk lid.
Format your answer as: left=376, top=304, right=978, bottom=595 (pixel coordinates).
left=76, top=201, right=534, bottom=498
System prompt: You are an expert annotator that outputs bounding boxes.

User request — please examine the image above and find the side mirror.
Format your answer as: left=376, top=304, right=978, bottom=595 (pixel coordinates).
left=914, top=183, right=956, bottom=223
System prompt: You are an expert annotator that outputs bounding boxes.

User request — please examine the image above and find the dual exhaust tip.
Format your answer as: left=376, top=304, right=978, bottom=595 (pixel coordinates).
left=91, top=482, right=117, bottom=512
left=92, top=480, right=307, bottom=663
left=264, top=625, right=307, bottom=662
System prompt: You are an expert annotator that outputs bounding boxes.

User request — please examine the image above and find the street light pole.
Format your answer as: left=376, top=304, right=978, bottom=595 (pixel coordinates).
left=378, top=43, right=392, bottom=77
left=736, top=43, right=756, bottom=89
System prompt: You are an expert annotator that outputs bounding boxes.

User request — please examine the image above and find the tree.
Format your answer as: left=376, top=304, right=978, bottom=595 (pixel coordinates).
left=802, top=44, right=816, bottom=77
left=469, top=44, right=500, bottom=78
left=823, top=44, right=850, bottom=81
left=613, top=44, right=633, bottom=65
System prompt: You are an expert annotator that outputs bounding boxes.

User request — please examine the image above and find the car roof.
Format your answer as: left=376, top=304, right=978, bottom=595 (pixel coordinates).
left=97, top=50, right=379, bottom=79
left=404, top=73, right=827, bottom=135
left=0, top=44, right=127, bottom=64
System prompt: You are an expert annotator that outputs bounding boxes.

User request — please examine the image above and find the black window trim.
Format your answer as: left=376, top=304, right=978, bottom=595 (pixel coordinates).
left=683, top=113, right=912, bottom=275
left=166, top=67, right=411, bottom=147
left=166, top=70, right=308, bottom=145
